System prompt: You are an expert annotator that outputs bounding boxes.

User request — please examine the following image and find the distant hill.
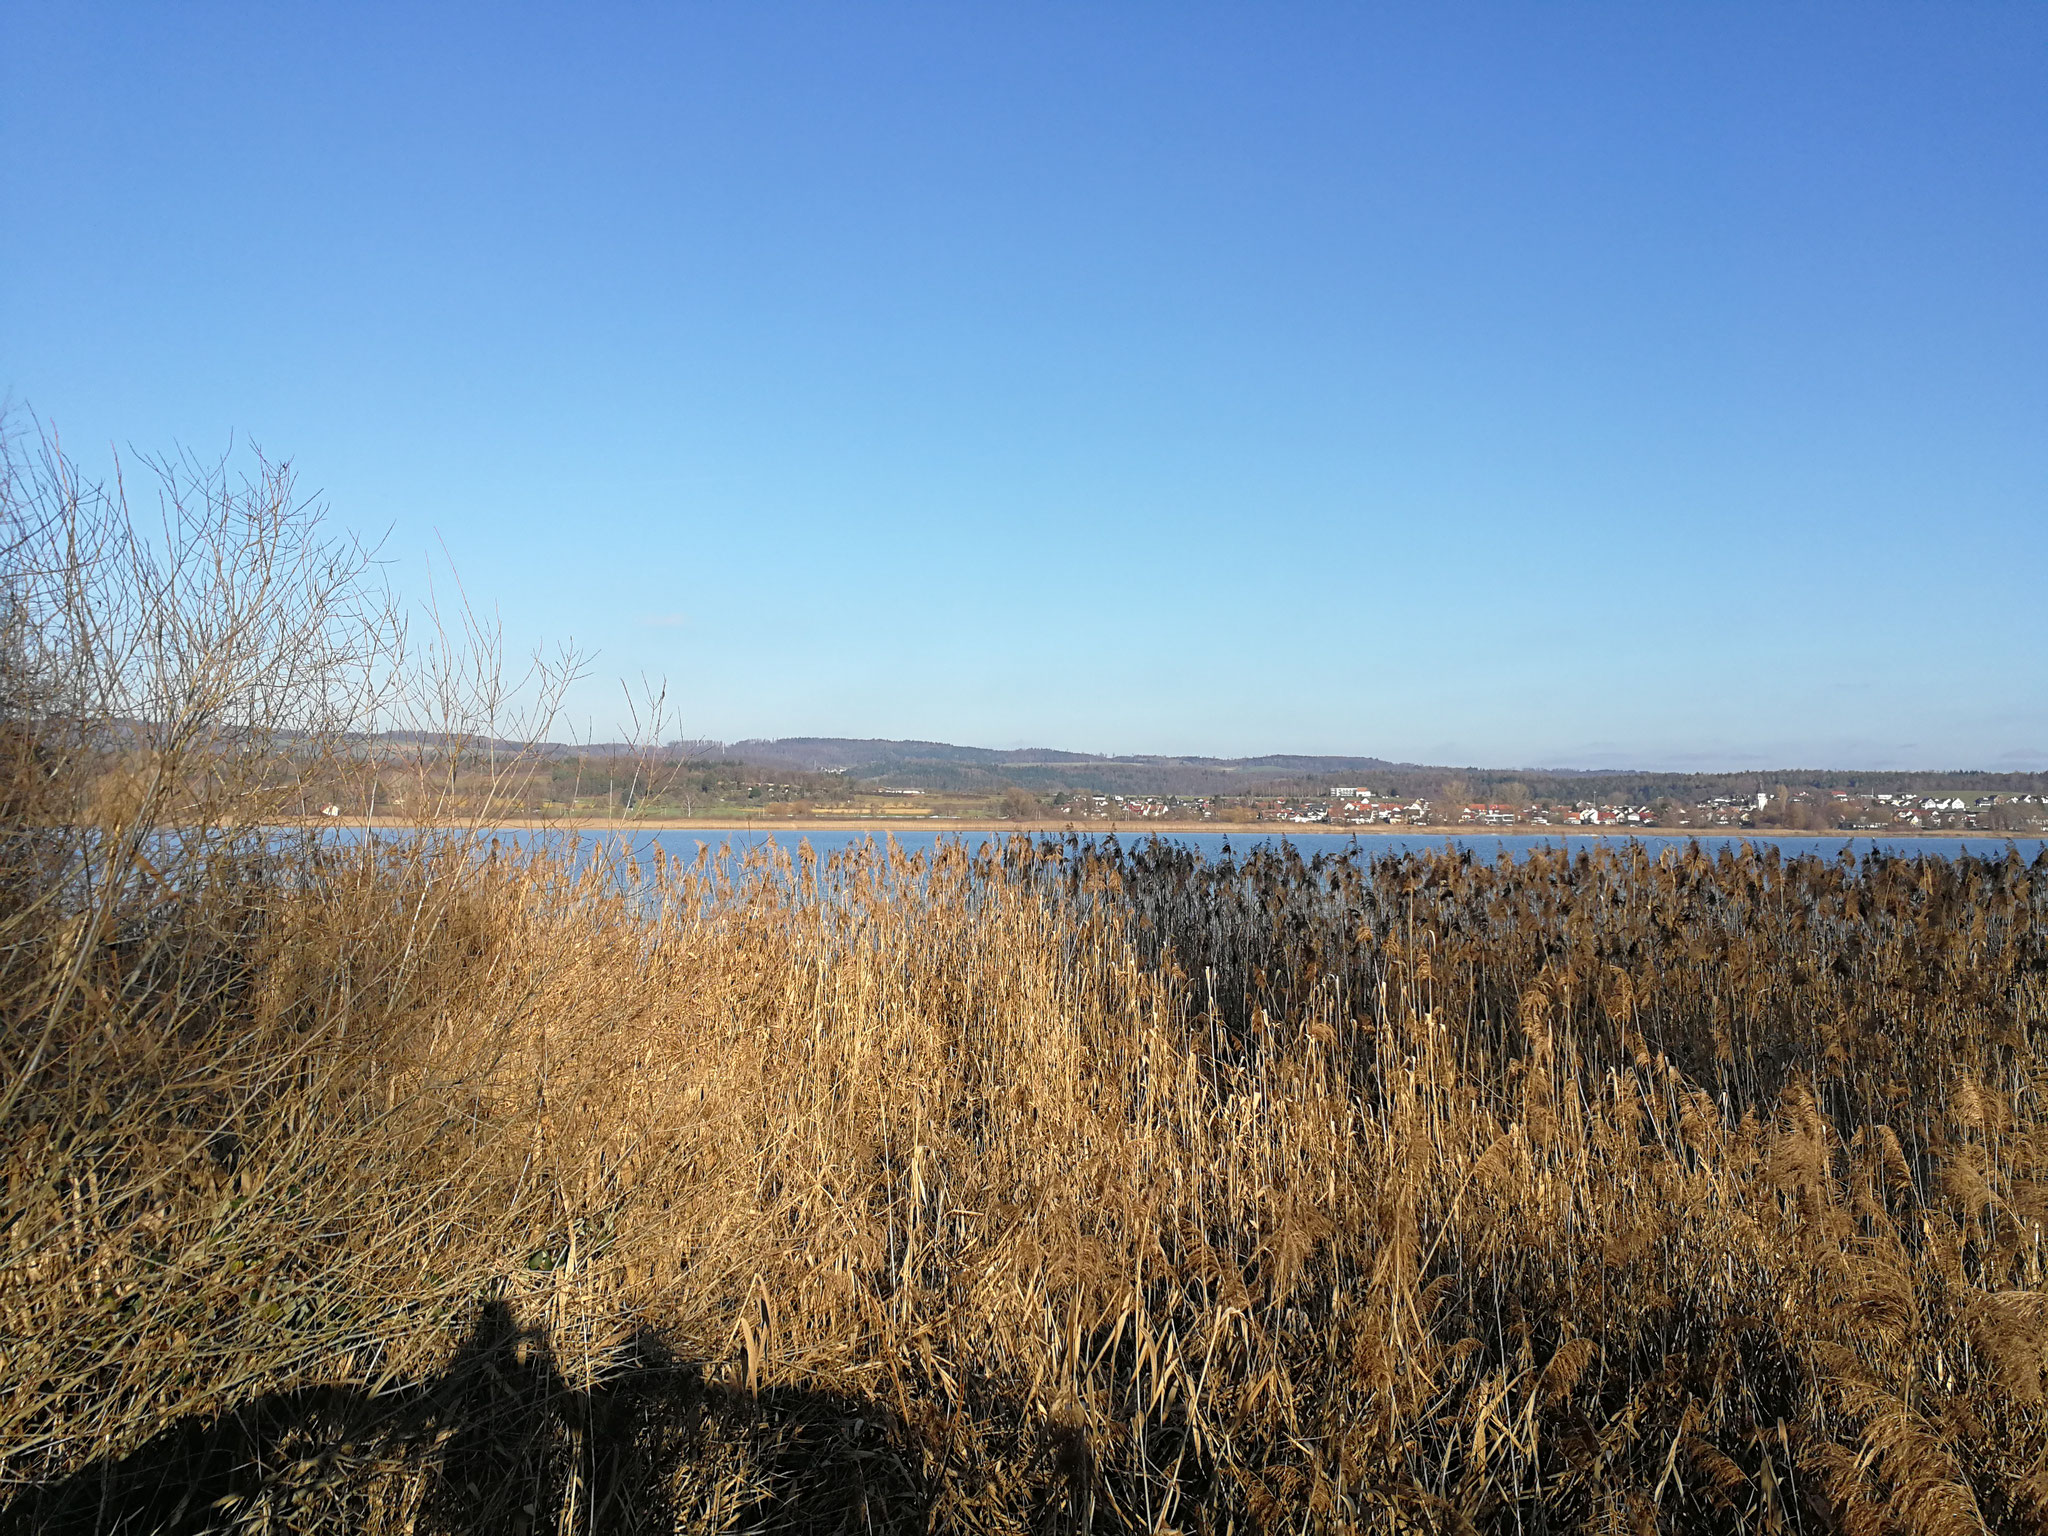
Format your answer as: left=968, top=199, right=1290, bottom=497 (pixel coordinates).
left=711, top=738, right=2048, bottom=804
left=367, top=729, right=2048, bottom=804
left=724, top=737, right=1416, bottom=796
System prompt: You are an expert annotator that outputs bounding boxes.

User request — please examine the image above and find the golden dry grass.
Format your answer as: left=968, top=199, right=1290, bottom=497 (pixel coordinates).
left=3, top=828, right=2045, bottom=1533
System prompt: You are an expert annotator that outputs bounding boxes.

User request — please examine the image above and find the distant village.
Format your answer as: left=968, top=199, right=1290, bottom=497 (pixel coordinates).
left=1041, top=787, right=2048, bottom=833
left=380, top=745, right=2048, bottom=834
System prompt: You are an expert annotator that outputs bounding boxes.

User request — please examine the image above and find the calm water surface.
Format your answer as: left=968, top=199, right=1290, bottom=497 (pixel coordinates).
left=471, top=826, right=2048, bottom=868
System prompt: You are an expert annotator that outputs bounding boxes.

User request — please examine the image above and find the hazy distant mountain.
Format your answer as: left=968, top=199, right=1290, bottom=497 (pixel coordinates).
left=734, top=738, right=1110, bottom=770
left=371, top=730, right=2047, bottom=803
left=709, top=738, right=2047, bottom=803
left=728, top=737, right=1421, bottom=796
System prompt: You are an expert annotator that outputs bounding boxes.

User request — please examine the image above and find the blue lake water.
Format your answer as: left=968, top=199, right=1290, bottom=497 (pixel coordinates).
left=450, top=826, right=2048, bottom=868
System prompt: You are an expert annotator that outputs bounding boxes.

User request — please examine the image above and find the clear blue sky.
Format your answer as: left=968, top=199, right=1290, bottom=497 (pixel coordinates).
left=5, top=4, right=2044, bottom=769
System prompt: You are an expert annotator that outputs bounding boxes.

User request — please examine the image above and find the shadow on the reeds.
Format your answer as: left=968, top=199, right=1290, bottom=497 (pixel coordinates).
left=5, top=1301, right=934, bottom=1535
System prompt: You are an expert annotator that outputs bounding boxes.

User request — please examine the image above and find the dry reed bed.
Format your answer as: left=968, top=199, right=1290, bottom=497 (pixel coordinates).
left=3, top=833, right=2047, bottom=1533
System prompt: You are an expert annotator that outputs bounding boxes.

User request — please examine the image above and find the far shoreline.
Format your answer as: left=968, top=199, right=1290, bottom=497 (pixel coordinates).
left=317, top=815, right=2019, bottom=840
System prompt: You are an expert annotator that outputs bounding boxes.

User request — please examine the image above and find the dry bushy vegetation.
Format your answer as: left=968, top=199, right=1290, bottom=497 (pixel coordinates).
left=4, top=434, right=2047, bottom=1532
